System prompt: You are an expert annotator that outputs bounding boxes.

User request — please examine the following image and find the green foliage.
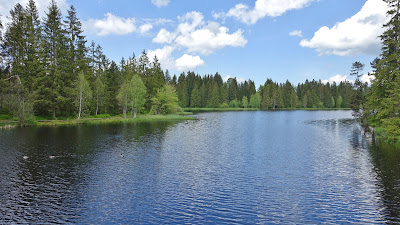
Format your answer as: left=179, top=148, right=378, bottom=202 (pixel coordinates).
left=219, top=103, right=229, bottom=108
left=249, top=93, right=261, bottom=108
left=336, top=96, right=343, bottom=108
left=381, top=118, right=400, bottom=142
left=90, top=114, right=111, bottom=118
left=117, top=79, right=132, bottom=118
left=242, top=96, right=248, bottom=108
left=75, top=72, right=92, bottom=119
left=151, top=85, right=179, bottom=115
left=0, top=115, right=12, bottom=120
left=364, top=0, right=400, bottom=141
left=229, top=99, right=241, bottom=108
left=131, top=75, right=147, bottom=117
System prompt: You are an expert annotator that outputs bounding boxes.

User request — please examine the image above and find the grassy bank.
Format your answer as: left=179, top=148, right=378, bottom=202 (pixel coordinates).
left=0, top=114, right=195, bottom=128
left=184, top=108, right=260, bottom=112
left=184, top=107, right=350, bottom=112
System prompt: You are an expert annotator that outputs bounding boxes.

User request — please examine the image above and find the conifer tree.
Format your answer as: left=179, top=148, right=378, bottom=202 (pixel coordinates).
left=38, top=0, right=68, bottom=118
left=366, top=0, right=400, bottom=139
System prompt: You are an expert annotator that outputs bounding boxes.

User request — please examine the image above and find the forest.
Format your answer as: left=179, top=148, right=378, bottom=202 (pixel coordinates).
left=0, top=0, right=355, bottom=123
left=0, top=0, right=399, bottom=141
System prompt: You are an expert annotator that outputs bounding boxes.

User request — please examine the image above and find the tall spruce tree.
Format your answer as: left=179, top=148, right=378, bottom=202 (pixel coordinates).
left=366, top=0, right=400, bottom=140
left=38, top=0, right=68, bottom=118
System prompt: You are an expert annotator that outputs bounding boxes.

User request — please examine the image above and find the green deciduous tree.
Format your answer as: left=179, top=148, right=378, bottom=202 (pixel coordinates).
left=75, top=72, right=92, bottom=120
left=249, top=92, right=261, bottom=108
left=130, top=74, right=146, bottom=118
left=151, top=84, right=179, bottom=115
left=242, top=96, right=248, bottom=108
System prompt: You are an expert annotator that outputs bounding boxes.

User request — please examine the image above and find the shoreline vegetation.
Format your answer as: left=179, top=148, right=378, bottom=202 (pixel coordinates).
left=0, top=113, right=195, bottom=129
left=184, top=107, right=351, bottom=112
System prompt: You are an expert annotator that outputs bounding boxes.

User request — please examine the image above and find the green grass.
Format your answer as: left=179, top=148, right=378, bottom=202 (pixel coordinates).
left=184, top=107, right=350, bottom=112
left=35, top=114, right=195, bottom=127
left=184, top=108, right=260, bottom=112
left=0, top=114, right=12, bottom=120
left=0, top=114, right=195, bottom=128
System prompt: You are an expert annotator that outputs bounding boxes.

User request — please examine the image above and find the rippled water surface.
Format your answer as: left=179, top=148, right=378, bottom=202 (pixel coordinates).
left=1, top=110, right=400, bottom=224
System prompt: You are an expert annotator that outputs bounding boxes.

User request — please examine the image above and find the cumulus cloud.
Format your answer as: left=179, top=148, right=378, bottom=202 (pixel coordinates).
left=139, top=23, right=153, bottom=34
left=153, top=28, right=175, bottom=43
left=300, top=0, right=388, bottom=56
left=322, top=74, right=350, bottom=84
left=215, top=0, right=315, bottom=24
left=153, top=11, right=247, bottom=55
left=84, top=13, right=136, bottom=36
left=175, top=54, right=205, bottom=71
left=84, top=14, right=168, bottom=36
left=1, top=0, right=68, bottom=25
left=223, top=75, right=246, bottom=84
left=322, top=74, right=373, bottom=84
left=151, top=0, right=170, bottom=8
left=289, top=30, right=303, bottom=37
left=148, top=46, right=176, bottom=70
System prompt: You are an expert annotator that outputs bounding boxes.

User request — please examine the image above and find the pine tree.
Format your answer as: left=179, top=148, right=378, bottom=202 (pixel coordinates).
left=366, top=0, right=400, bottom=139
left=38, top=0, right=68, bottom=118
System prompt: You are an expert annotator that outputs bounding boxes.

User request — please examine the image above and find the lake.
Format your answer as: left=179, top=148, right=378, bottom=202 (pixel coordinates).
left=1, top=110, right=400, bottom=224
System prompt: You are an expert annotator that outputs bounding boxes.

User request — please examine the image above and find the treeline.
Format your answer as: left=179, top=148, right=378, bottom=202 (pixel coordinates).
left=0, top=0, right=178, bottom=124
left=359, top=0, right=400, bottom=141
left=173, top=72, right=354, bottom=109
left=0, top=0, right=358, bottom=127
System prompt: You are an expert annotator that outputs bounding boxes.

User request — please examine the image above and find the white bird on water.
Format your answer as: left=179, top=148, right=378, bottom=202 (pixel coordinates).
left=49, top=155, right=55, bottom=159
left=23, top=156, right=28, bottom=160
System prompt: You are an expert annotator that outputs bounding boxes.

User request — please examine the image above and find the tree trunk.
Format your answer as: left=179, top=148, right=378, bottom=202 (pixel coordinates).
left=78, top=90, right=82, bottom=120
left=96, top=94, right=99, bottom=116
left=52, top=97, right=56, bottom=119
left=96, top=89, right=99, bottom=116
left=123, top=106, right=126, bottom=118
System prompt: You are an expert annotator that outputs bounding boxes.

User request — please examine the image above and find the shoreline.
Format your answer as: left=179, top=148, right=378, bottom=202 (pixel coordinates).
left=0, top=114, right=195, bottom=129
left=184, top=107, right=351, bottom=112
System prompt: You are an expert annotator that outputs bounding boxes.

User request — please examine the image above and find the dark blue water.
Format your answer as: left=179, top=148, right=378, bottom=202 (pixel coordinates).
left=1, top=110, right=400, bottom=224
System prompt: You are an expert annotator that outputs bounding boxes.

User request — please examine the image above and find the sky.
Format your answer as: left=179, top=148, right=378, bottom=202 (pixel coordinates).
left=0, top=0, right=389, bottom=86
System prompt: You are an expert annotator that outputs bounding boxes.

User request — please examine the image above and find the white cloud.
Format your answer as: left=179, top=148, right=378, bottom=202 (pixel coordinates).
left=153, top=28, right=175, bottom=43
left=148, top=46, right=175, bottom=70
left=151, top=0, right=170, bottom=8
left=175, top=54, right=205, bottom=71
left=139, top=23, right=153, bottom=34
left=1, top=0, right=68, bottom=25
left=361, top=74, right=373, bottom=83
left=289, top=30, right=303, bottom=37
left=223, top=75, right=246, bottom=84
left=322, top=74, right=373, bottom=84
left=217, top=0, right=315, bottom=24
left=153, top=11, right=247, bottom=55
left=322, top=74, right=350, bottom=84
left=84, top=13, right=136, bottom=36
left=300, top=0, right=388, bottom=56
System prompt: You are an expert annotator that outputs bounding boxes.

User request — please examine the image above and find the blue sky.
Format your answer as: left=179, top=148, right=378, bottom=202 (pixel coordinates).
left=0, top=0, right=389, bottom=86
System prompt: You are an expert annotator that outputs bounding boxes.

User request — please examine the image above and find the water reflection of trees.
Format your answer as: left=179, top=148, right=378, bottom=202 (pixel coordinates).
left=350, top=129, right=400, bottom=223
left=0, top=122, right=175, bottom=223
